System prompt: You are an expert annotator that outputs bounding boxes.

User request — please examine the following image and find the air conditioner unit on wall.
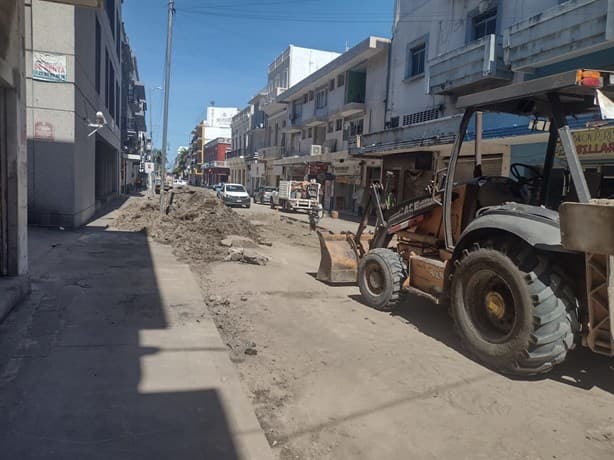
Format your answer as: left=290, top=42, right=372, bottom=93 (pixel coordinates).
left=310, top=145, right=322, bottom=156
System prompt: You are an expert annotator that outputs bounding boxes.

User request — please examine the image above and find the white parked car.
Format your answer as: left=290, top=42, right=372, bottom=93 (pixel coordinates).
left=220, top=183, right=251, bottom=208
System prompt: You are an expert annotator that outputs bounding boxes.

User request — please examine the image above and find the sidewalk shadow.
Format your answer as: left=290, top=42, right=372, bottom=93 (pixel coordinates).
left=350, top=293, right=614, bottom=395
left=0, top=225, right=241, bottom=459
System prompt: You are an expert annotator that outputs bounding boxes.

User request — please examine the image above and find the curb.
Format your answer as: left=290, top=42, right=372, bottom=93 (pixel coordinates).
left=0, top=275, right=31, bottom=322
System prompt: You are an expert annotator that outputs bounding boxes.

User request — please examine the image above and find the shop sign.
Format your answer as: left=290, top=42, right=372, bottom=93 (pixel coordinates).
left=333, top=162, right=361, bottom=176
left=33, top=52, right=68, bottom=83
left=335, top=175, right=361, bottom=185
left=306, top=162, right=328, bottom=175
left=557, top=127, right=614, bottom=158
left=34, top=121, right=55, bottom=140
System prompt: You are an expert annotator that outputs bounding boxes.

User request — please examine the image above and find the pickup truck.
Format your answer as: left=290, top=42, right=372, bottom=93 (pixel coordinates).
left=272, top=180, right=323, bottom=217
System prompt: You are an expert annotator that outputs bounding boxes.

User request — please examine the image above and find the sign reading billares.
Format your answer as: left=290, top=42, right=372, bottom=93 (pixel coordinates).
left=32, top=52, right=68, bottom=83
left=557, top=127, right=614, bottom=158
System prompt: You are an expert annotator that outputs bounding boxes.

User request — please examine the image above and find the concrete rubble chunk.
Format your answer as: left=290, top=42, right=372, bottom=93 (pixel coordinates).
left=224, top=248, right=270, bottom=266
left=242, top=249, right=270, bottom=266
left=220, top=235, right=259, bottom=249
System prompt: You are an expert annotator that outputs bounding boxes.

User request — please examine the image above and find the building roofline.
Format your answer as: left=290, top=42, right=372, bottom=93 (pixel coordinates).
left=278, top=36, right=390, bottom=103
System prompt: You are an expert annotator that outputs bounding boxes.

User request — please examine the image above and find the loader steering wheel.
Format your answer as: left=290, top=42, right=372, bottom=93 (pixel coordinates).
left=510, top=163, right=543, bottom=185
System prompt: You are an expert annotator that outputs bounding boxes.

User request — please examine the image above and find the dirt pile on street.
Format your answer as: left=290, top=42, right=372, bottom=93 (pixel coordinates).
left=113, top=190, right=262, bottom=263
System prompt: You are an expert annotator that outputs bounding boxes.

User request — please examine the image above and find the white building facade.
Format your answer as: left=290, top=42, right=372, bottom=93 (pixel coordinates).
left=270, top=36, right=390, bottom=213
left=356, top=0, right=614, bottom=204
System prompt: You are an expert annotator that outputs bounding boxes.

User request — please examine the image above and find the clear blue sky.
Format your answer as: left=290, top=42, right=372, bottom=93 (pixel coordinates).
left=122, top=0, right=395, bottom=166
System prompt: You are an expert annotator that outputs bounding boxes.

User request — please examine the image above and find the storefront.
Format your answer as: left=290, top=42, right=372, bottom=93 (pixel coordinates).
left=247, top=160, right=265, bottom=194
left=204, top=167, right=229, bottom=186
left=332, top=160, right=362, bottom=213
left=555, top=126, right=614, bottom=198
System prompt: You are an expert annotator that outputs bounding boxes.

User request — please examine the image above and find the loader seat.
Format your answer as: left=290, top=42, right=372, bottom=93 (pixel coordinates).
left=476, top=176, right=524, bottom=208
left=458, top=177, right=525, bottom=233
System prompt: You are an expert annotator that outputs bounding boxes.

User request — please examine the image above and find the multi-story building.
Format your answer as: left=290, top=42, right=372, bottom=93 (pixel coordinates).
left=229, top=90, right=267, bottom=189
left=26, top=0, right=125, bottom=227
left=187, top=122, right=205, bottom=185
left=1, top=0, right=28, bottom=283
left=249, top=45, right=341, bottom=192
left=202, top=138, right=231, bottom=186
left=357, top=0, right=614, bottom=203
left=120, top=25, right=147, bottom=194
left=203, top=106, right=239, bottom=143
left=264, top=37, right=389, bottom=213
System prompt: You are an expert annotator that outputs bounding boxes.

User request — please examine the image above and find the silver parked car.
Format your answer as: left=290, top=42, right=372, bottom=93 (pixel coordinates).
left=253, top=186, right=278, bottom=204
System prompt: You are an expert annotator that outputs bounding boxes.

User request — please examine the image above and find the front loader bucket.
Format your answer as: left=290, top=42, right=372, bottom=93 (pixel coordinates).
left=316, top=231, right=361, bottom=284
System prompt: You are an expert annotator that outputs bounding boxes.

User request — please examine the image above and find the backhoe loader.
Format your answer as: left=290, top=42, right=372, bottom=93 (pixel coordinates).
left=317, top=69, right=614, bottom=375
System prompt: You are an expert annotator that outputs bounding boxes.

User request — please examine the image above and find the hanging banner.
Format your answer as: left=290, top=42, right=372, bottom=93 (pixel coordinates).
left=32, top=52, right=68, bottom=83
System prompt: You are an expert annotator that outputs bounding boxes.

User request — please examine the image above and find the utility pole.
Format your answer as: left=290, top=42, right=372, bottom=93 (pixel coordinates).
left=160, top=0, right=175, bottom=211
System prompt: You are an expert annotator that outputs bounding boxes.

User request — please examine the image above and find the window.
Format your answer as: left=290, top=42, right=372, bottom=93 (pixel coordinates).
left=350, top=119, right=364, bottom=136
left=327, top=121, right=334, bottom=133
left=105, top=0, right=115, bottom=38
left=402, top=108, right=440, bottom=126
left=116, top=17, right=121, bottom=57
left=308, top=90, right=314, bottom=101
left=315, top=89, right=328, bottom=109
left=329, top=79, right=335, bottom=91
left=302, top=129, right=306, bottom=139
left=115, top=81, right=120, bottom=124
left=107, top=52, right=115, bottom=119
left=303, top=93, right=308, bottom=104
left=95, top=19, right=101, bottom=94
left=472, top=9, right=497, bottom=40
left=293, top=100, right=302, bottom=119
left=408, top=43, right=426, bottom=78
left=337, top=74, right=345, bottom=87
left=104, top=49, right=109, bottom=109
left=308, top=127, right=312, bottom=138
left=336, top=119, right=343, bottom=131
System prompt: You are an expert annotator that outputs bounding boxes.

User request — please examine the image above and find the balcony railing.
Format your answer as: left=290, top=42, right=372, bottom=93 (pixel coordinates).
left=354, top=115, right=462, bottom=156
left=226, top=149, right=245, bottom=159
left=265, top=86, right=287, bottom=105
left=203, top=161, right=228, bottom=168
left=504, top=0, right=614, bottom=71
left=429, top=34, right=512, bottom=95
left=260, top=146, right=285, bottom=159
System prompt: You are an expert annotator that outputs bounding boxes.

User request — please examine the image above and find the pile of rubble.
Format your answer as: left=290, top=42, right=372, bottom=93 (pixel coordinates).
left=113, top=190, right=269, bottom=264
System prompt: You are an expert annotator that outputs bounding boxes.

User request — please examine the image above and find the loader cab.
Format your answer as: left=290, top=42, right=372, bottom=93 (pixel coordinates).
left=442, top=69, right=614, bottom=250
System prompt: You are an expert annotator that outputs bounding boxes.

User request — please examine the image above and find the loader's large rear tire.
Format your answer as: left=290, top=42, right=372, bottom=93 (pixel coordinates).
left=358, top=248, right=406, bottom=311
left=450, top=244, right=576, bottom=376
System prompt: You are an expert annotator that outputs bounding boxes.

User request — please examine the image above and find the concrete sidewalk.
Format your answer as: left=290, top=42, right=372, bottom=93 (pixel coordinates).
left=0, top=210, right=273, bottom=459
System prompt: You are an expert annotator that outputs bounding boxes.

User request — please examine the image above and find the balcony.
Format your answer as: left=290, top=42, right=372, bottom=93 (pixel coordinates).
left=282, top=114, right=302, bottom=133
left=263, top=87, right=289, bottom=114
left=226, top=149, right=244, bottom=159
left=354, top=115, right=462, bottom=156
left=203, top=161, right=228, bottom=169
left=429, top=34, right=512, bottom=95
left=504, top=0, right=614, bottom=71
left=260, top=146, right=285, bottom=160
left=336, top=102, right=366, bottom=118
left=300, top=108, right=328, bottom=128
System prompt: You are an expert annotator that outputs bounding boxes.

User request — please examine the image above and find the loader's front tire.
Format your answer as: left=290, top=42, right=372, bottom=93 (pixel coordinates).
left=358, top=248, right=406, bottom=311
left=450, top=244, right=576, bottom=376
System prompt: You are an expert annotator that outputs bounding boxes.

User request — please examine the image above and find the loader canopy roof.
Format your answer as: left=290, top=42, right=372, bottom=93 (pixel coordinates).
left=456, top=69, right=614, bottom=118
